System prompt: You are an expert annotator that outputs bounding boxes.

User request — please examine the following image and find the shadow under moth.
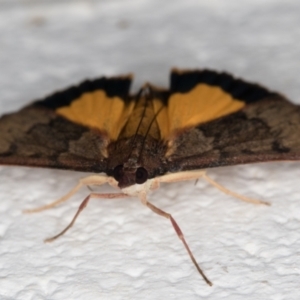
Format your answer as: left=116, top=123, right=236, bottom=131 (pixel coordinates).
left=1, top=69, right=300, bottom=285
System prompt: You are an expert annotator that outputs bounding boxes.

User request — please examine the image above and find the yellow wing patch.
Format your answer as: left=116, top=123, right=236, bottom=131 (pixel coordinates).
left=56, top=83, right=245, bottom=142
left=152, top=99, right=169, bottom=139
left=56, top=90, right=134, bottom=140
left=156, top=84, right=245, bottom=139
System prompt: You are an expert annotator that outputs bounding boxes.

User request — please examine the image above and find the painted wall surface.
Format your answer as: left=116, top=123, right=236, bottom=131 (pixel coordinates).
left=0, top=1, right=300, bottom=299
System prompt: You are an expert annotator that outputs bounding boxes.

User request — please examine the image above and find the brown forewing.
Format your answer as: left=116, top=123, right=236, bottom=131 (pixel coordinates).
left=0, top=106, right=108, bottom=172
left=166, top=96, right=300, bottom=172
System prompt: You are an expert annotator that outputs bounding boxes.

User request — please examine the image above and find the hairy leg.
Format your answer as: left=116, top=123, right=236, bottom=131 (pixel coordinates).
left=139, top=192, right=212, bottom=286
left=24, top=175, right=115, bottom=213
left=156, top=170, right=269, bottom=205
left=45, top=192, right=129, bottom=242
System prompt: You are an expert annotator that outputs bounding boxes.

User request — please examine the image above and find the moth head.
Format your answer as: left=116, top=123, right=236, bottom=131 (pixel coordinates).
left=113, top=164, right=149, bottom=188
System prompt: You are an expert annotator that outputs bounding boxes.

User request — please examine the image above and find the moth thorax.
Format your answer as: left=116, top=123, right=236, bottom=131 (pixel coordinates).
left=119, top=96, right=161, bottom=140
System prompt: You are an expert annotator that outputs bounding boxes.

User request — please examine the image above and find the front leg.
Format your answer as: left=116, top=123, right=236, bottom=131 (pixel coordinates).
left=156, top=170, right=207, bottom=183
left=155, top=170, right=269, bottom=205
left=24, top=174, right=114, bottom=213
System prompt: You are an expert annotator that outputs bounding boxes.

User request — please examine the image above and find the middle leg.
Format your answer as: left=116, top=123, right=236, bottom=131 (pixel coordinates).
left=45, top=192, right=129, bottom=242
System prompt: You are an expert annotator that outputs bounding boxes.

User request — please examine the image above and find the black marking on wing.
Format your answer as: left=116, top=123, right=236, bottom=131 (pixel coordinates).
left=32, top=76, right=132, bottom=110
left=170, top=69, right=279, bottom=104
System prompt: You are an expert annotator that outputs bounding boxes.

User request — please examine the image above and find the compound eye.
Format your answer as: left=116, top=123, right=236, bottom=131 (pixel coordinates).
left=135, top=167, right=148, bottom=184
left=113, top=165, right=123, bottom=182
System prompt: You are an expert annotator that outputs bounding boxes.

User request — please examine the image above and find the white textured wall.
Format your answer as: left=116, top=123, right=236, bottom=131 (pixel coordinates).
left=0, top=1, right=300, bottom=299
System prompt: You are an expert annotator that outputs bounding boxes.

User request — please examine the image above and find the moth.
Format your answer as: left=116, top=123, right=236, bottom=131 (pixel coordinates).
left=1, top=69, right=300, bottom=285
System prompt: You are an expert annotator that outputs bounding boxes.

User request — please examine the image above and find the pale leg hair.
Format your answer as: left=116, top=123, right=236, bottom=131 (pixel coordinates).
left=156, top=170, right=269, bottom=205
left=23, top=175, right=114, bottom=213
left=25, top=169, right=268, bottom=286
left=24, top=169, right=268, bottom=214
